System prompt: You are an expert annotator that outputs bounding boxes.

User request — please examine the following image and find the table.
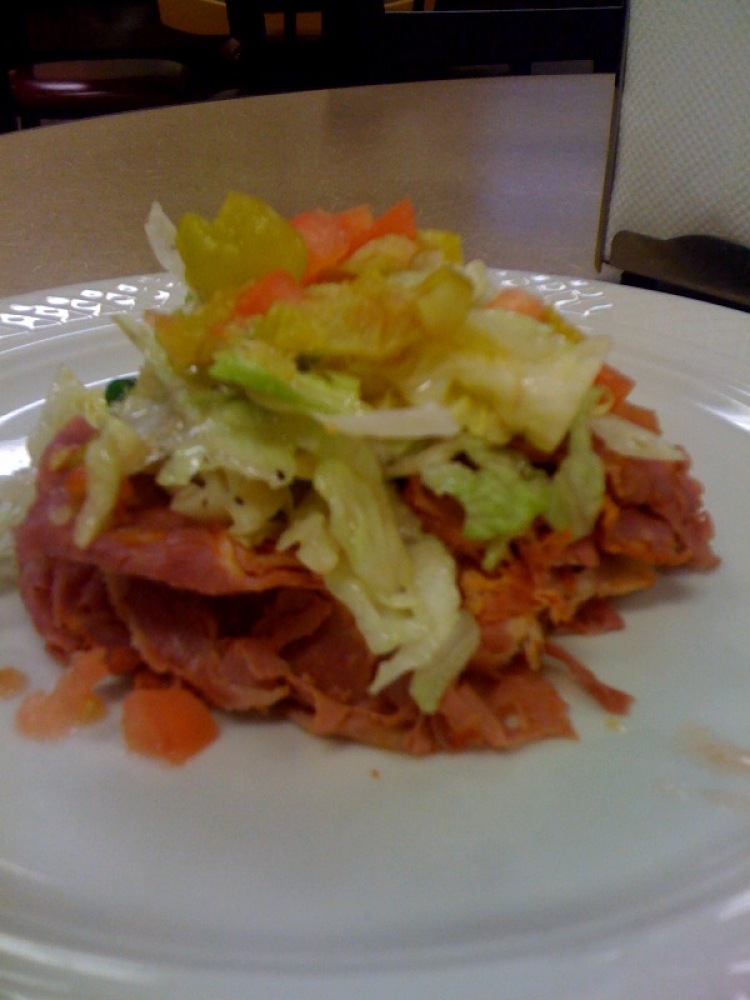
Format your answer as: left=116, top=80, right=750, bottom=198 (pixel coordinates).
left=0, top=73, right=616, bottom=299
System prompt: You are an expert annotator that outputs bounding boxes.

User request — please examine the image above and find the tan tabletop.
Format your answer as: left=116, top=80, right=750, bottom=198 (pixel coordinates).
left=0, top=74, right=616, bottom=299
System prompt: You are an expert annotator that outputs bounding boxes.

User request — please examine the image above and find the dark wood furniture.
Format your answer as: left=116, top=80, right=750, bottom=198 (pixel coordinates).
left=382, top=1, right=626, bottom=80
left=222, top=0, right=626, bottom=94
left=1, top=1, right=229, bottom=131
left=222, top=0, right=385, bottom=93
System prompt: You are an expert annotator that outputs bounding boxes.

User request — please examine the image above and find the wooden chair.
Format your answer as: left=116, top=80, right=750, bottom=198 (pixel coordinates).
left=221, top=0, right=387, bottom=94
left=1, top=2, right=225, bottom=132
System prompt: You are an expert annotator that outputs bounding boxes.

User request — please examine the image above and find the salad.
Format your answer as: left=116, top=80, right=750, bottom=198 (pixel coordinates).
left=0, top=194, right=718, bottom=763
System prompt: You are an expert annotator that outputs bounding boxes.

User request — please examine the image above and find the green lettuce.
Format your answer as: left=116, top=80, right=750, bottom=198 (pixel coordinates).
left=419, top=421, right=605, bottom=568
left=312, top=438, right=413, bottom=600
left=421, top=442, right=550, bottom=544
left=209, top=346, right=362, bottom=417
left=547, top=409, right=605, bottom=540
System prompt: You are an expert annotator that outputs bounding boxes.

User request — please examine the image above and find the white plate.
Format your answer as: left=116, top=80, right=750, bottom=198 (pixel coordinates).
left=1, top=273, right=750, bottom=1000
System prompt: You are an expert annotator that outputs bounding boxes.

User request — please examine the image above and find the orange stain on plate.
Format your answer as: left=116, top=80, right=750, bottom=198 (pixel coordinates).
left=0, top=666, right=29, bottom=700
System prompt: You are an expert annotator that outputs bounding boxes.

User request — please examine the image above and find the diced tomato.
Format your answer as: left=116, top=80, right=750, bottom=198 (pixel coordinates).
left=15, top=649, right=109, bottom=741
left=594, top=363, right=636, bottom=407
left=231, top=269, right=304, bottom=319
left=291, top=199, right=417, bottom=280
left=334, top=203, right=375, bottom=242
left=611, top=398, right=661, bottom=432
left=595, top=363, right=659, bottom=431
left=121, top=687, right=219, bottom=765
left=488, top=287, right=548, bottom=321
left=348, top=197, right=418, bottom=252
left=291, top=209, right=353, bottom=282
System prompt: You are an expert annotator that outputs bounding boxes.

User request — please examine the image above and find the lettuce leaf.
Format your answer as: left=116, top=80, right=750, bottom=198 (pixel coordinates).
left=428, top=309, right=610, bottom=452
left=312, top=439, right=413, bottom=599
left=421, top=444, right=550, bottom=544
left=367, top=535, right=478, bottom=709
left=418, top=419, right=605, bottom=566
left=76, top=416, right=151, bottom=547
left=209, top=342, right=362, bottom=417
left=547, top=410, right=605, bottom=540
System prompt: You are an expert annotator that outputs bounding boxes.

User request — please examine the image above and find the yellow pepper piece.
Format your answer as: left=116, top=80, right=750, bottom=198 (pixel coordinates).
left=175, top=192, right=308, bottom=301
left=417, top=228, right=464, bottom=264
left=152, top=289, right=236, bottom=369
left=411, top=265, right=474, bottom=338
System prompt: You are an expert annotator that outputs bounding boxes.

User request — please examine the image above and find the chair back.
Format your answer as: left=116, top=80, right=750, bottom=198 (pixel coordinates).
left=222, top=0, right=385, bottom=92
left=597, top=0, right=750, bottom=309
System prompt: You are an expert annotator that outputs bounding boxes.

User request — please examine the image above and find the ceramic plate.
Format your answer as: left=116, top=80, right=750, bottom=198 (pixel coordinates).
left=1, top=273, right=750, bottom=1000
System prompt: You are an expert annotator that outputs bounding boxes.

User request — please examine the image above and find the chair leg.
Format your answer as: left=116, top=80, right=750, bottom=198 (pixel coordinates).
left=322, top=0, right=385, bottom=83
left=19, top=110, right=42, bottom=128
left=1, top=73, right=18, bottom=132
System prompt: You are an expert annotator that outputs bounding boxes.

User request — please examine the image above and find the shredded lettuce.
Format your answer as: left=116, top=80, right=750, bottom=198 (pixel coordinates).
left=26, top=366, right=108, bottom=464
left=170, top=468, right=290, bottom=544
left=312, top=439, right=413, bottom=600
left=421, top=441, right=550, bottom=545
left=414, top=415, right=605, bottom=569
left=276, top=493, right=339, bottom=575
left=209, top=343, right=362, bottom=417
left=408, top=610, right=480, bottom=714
left=419, top=309, right=610, bottom=451
left=0, top=470, right=35, bottom=588
left=154, top=399, right=312, bottom=492
left=144, top=201, right=185, bottom=285
left=591, top=412, right=684, bottom=461
left=546, top=410, right=605, bottom=540
left=319, top=402, right=459, bottom=439
left=75, top=416, right=151, bottom=547
left=367, top=534, right=479, bottom=708
left=279, top=488, right=476, bottom=707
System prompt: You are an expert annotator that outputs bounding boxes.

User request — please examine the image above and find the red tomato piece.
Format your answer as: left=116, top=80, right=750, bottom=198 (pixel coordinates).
left=232, top=269, right=304, bottom=318
left=488, top=287, right=548, bottom=322
left=348, top=197, right=418, bottom=252
left=122, top=687, right=219, bottom=765
left=291, top=209, right=353, bottom=282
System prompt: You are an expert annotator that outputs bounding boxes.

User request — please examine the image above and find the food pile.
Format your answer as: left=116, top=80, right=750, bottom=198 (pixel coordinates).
left=1, top=194, right=718, bottom=763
